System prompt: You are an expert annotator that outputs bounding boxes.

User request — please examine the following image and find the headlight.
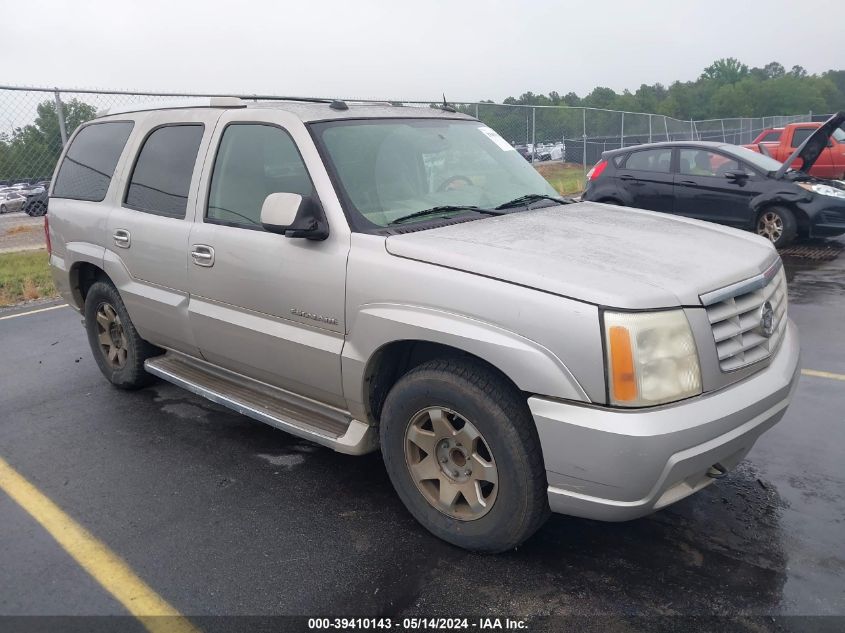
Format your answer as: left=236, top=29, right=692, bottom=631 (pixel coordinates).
left=797, top=182, right=845, bottom=199
left=603, top=310, right=701, bottom=407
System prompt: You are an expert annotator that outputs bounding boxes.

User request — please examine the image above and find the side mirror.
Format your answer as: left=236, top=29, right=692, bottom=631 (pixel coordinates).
left=260, top=193, right=329, bottom=240
left=724, top=170, right=749, bottom=182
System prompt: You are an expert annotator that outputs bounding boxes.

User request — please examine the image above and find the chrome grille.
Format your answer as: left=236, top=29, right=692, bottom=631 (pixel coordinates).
left=701, top=261, right=788, bottom=372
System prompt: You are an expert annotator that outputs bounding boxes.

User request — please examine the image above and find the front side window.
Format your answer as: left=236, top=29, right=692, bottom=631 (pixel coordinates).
left=207, top=124, right=313, bottom=227
left=623, top=148, right=672, bottom=173
left=53, top=121, right=134, bottom=202
left=790, top=128, right=815, bottom=148
left=125, top=125, right=204, bottom=217
left=311, top=119, right=558, bottom=229
left=679, top=149, right=742, bottom=177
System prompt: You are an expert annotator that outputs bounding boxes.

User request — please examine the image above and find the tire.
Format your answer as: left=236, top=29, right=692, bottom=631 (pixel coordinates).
left=599, top=198, right=623, bottom=206
left=83, top=280, right=161, bottom=389
left=0, top=205, right=6, bottom=214
left=380, top=358, right=549, bottom=552
left=25, top=201, right=46, bottom=217
left=756, top=206, right=797, bottom=248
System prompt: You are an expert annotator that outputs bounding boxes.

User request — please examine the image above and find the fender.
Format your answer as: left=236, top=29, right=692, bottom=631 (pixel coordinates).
left=749, top=189, right=814, bottom=230
left=58, top=242, right=107, bottom=311
left=341, top=302, right=589, bottom=421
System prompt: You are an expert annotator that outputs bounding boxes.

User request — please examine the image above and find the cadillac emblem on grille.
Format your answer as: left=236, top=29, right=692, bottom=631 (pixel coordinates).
left=759, top=300, right=775, bottom=338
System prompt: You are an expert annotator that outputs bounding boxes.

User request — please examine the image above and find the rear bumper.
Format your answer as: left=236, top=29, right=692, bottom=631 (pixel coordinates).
left=530, top=320, right=800, bottom=521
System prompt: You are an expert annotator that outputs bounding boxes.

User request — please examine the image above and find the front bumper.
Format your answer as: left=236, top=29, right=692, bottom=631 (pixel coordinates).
left=530, top=319, right=800, bottom=521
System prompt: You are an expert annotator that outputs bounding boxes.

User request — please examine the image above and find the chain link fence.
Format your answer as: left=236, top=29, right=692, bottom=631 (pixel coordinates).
left=0, top=85, right=821, bottom=195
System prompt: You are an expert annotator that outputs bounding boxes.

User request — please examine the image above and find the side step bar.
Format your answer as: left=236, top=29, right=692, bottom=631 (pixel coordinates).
left=145, top=353, right=378, bottom=455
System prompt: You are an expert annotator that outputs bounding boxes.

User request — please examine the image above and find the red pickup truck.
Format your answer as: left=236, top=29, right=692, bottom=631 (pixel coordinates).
left=744, top=122, right=845, bottom=179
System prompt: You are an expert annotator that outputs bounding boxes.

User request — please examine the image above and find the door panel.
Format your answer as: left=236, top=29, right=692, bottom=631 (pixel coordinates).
left=187, top=113, right=349, bottom=407
left=105, top=111, right=221, bottom=354
left=616, top=147, right=674, bottom=212
left=673, top=148, right=760, bottom=226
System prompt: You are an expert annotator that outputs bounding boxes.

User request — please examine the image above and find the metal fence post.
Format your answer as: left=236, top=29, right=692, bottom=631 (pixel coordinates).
left=582, top=108, right=587, bottom=180
left=54, top=89, right=68, bottom=147
left=689, top=119, right=694, bottom=141
left=531, top=107, right=536, bottom=163
left=620, top=112, right=625, bottom=148
left=664, top=116, right=669, bottom=141
left=648, top=114, right=652, bottom=144
left=474, top=103, right=479, bottom=119
left=721, top=119, right=726, bottom=142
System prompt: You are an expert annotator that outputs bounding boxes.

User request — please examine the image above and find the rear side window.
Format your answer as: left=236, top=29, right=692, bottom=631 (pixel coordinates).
left=125, top=125, right=204, bottom=217
left=52, top=122, right=134, bottom=202
left=623, top=148, right=672, bottom=173
left=790, top=128, right=815, bottom=148
left=207, top=124, right=313, bottom=227
left=759, top=131, right=781, bottom=143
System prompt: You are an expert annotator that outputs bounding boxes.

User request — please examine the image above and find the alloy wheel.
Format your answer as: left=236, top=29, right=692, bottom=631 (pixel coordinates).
left=404, top=406, right=499, bottom=521
left=95, top=302, right=129, bottom=368
left=757, top=211, right=783, bottom=243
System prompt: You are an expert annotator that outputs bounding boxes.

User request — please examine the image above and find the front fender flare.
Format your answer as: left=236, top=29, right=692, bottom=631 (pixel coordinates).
left=341, top=303, right=589, bottom=420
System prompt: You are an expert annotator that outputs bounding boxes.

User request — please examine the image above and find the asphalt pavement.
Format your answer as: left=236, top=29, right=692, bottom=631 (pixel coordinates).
left=0, top=239, right=843, bottom=632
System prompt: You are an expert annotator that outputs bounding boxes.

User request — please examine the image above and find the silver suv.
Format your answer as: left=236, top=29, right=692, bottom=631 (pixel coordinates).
left=47, top=98, right=800, bottom=552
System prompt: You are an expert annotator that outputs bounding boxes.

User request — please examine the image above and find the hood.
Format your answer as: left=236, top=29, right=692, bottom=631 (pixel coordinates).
left=775, top=111, right=845, bottom=179
left=385, top=202, right=778, bottom=309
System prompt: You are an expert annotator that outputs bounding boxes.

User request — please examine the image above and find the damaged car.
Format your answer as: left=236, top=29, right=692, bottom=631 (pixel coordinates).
left=583, top=111, right=845, bottom=247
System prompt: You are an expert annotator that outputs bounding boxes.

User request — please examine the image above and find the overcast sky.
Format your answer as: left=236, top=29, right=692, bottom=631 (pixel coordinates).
left=2, top=0, right=841, bottom=102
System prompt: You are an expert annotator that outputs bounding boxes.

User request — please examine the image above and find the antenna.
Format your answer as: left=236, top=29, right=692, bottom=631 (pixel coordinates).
left=440, top=94, right=456, bottom=113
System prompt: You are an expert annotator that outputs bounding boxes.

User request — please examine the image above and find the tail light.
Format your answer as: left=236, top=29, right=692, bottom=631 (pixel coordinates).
left=44, top=216, right=52, bottom=256
left=586, top=159, right=608, bottom=181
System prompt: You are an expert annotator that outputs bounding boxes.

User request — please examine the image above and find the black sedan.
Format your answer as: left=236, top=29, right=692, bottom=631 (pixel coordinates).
left=583, top=113, right=845, bottom=247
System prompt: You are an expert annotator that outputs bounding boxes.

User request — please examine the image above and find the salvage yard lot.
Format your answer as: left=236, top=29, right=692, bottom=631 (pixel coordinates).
left=0, top=239, right=843, bottom=630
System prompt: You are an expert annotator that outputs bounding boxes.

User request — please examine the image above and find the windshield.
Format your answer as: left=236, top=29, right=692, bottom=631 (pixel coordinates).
left=721, top=145, right=785, bottom=173
left=311, top=118, right=559, bottom=228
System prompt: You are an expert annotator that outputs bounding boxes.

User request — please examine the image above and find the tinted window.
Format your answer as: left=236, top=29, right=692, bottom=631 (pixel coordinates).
left=790, top=128, right=814, bottom=147
left=760, top=131, right=781, bottom=143
left=207, top=124, right=313, bottom=226
left=623, top=148, right=672, bottom=173
left=679, top=149, right=745, bottom=177
left=125, top=125, right=204, bottom=217
left=53, top=122, right=133, bottom=202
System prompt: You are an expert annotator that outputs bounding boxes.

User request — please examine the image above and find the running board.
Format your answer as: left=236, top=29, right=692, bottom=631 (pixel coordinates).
left=144, top=353, right=378, bottom=455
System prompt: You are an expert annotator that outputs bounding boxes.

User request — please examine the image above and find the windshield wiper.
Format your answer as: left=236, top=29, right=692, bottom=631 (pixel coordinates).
left=388, top=205, right=503, bottom=226
left=495, top=193, right=570, bottom=210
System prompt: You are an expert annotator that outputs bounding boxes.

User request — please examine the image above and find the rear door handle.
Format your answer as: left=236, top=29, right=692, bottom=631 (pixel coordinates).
left=677, top=180, right=697, bottom=186
left=113, top=229, right=131, bottom=248
left=190, top=245, right=215, bottom=267
left=619, top=174, right=643, bottom=186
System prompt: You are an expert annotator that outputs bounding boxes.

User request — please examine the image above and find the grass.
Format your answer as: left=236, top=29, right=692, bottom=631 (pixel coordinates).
left=4, top=225, right=40, bottom=237
left=0, top=249, right=57, bottom=306
left=534, top=162, right=586, bottom=196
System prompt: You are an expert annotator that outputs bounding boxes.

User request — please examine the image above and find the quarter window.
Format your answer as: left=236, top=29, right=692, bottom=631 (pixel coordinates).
left=623, top=148, right=672, bottom=173
left=125, top=125, right=204, bottom=217
left=679, top=149, right=743, bottom=177
left=207, top=124, right=313, bottom=227
left=52, top=122, right=134, bottom=202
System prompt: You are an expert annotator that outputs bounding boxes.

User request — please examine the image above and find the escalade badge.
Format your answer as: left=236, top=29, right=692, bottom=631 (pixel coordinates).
left=759, top=301, right=775, bottom=338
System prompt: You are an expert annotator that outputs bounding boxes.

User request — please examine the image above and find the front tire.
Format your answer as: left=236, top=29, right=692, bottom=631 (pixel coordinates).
left=756, top=206, right=797, bottom=248
left=380, top=358, right=549, bottom=552
left=0, top=205, right=6, bottom=214
left=84, top=280, right=161, bottom=389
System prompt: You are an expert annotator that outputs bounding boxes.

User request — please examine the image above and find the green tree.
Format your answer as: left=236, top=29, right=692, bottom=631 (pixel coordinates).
left=701, top=58, right=749, bottom=85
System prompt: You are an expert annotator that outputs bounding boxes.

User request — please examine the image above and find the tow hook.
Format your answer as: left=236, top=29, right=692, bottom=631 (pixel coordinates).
left=707, top=463, right=728, bottom=479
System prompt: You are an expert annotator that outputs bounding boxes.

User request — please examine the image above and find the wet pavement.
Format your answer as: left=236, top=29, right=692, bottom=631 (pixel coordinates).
left=0, top=238, right=843, bottom=631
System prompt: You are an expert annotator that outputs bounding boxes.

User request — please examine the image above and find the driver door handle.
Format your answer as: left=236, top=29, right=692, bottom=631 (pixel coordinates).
left=677, top=180, right=697, bottom=186
left=191, top=245, right=215, bottom=267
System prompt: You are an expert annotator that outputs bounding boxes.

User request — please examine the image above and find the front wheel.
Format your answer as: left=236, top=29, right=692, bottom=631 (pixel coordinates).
left=0, top=205, right=6, bottom=214
left=84, top=280, right=161, bottom=389
left=756, top=206, right=797, bottom=248
left=380, top=358, right=549, bottom=552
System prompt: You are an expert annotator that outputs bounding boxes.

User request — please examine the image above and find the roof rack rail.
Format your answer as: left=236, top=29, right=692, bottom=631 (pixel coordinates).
left=97, top=96, right=245, bottom=117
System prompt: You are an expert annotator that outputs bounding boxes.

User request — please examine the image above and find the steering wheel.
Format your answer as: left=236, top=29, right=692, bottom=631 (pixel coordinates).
left=437, top=175, right=474, bottom=192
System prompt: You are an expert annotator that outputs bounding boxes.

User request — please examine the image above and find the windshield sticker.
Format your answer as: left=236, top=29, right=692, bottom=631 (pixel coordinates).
left=478, top=126, right=516, bottom=151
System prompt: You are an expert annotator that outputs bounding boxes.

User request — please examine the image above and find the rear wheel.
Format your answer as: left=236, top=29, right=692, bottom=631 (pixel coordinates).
left=0, top=205, right=6, bottom=214
left=26, top=201, right=47, bottom=217
left=756, top=206, right=797, bottom=248
left=84, top=280, right=161, bottom=389
left=380, top=358, right=549, bottom=552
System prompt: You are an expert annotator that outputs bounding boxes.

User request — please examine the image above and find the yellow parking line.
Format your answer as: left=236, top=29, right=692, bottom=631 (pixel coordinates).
left=0, top=456, right=200, bottom=633
left=0, top=304, right=67, bottom=321
left=801, top=368, right=845, bottom=382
